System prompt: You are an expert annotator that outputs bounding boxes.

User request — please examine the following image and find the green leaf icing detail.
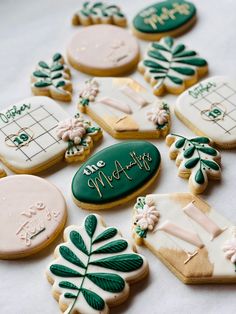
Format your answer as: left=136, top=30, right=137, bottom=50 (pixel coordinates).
left=140, top=36, right=207, bottom=94
left=48, top=214, right=145, bottom=313
left=81, top=288, right=105, bottom=311
left=70, top=230, right=89, bottom=255
left=33, top=53, right=69, bottom=93
left=85, top=214, right=97, bottom=238
left=73, top=2, right=126, bottom=26
left=50, top=264, right=82, bottom=277
left=90, top=254, right=143, bottom=272
left=92, top=227, right=117, bottom=244
left=168, top=134, right=221, bottom=190
left=92, top=240, right=128, bottom=254
left=195, top=169, right=205, bottom=184
left=59, top=246, right=86, bottom=269
left=86, top=273, right=125, bottom=292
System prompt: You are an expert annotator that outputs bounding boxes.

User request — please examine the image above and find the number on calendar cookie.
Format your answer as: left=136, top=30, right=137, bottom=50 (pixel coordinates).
left=78, top=77, right=170, bottom=139
left=0, top=96, right=102, bottom=173
left=132, top=193, right=236, bottom=284
left=132, top=0, right=197, bottom=41
left=175, top=76, right=236, bottom=149
left=72, top=141, right=161, bottom=210
left=47, top=214, right=148, bottom=313
left=72, top=2, right=127, bottom=27
left=166, top=134, right=221, bottom=194
left=138, top=36, right=208, bottom=96
left=31, top=53, right=72, bottom=102
left=0, top=175, right=67, bottom=259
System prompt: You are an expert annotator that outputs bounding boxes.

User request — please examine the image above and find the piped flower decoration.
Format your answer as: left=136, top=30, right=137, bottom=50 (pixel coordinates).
left=222, top=227, right=236, bottom=265
left=146, top=102, right=170, bottom=129
left=56, top=117, right=88, bottom=145
left=134, top=197, right=160, bottom=238
left=79, top=79, right=99, bottom=105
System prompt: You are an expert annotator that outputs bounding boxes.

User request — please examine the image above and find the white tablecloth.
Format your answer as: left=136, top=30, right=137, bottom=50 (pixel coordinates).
left=0, top=0, right=236, bottom=313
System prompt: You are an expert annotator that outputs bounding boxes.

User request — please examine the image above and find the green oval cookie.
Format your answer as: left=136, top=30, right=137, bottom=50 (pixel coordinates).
left=72, top=141, right=161, bottom=207
left=133, top=0, right=196, bottom=34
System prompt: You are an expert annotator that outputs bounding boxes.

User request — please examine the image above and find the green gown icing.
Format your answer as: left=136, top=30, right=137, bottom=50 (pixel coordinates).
left=72, top=141, right=161, bottom=204
left=133, top=0, right=196, bottom=34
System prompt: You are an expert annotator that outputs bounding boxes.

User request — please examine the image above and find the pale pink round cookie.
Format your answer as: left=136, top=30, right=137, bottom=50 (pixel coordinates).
left=67, top=24, right=140, bottom=76
left=0, top=175, right=67, bottom=259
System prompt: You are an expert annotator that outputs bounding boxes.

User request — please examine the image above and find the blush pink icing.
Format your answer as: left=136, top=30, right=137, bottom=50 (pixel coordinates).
left=134, top=198, right=160, bottom=231
left=67, top=24, right=139, bottom=74
left=56, top=117, right=87, bottom=144
left=146, top=104, right=169, bottom=125
left=0, top=175, right=67, bottom=259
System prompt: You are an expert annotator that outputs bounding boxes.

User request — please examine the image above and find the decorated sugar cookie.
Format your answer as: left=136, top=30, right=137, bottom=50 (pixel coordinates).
left=72, top=2, right=126, bottom=27
left=72, top=141, right=161, bottom=210
left=67, top=25, right=139, bottom=76
left=31, top=53, right=72, bottom=102
left=166, top=134, right=221, bottom=194
left=175, top=76, right=236, bottom=149
left=132, top=0, right=197, bottom=41
left=0, top=167, right=6, bottom=178
left=138, top=36, right=208, bottom=96
left=47, top=214, right=148, bottom=313
left=0, top=175, right=66, bottom=259
left=133, top=193, right=236, bottom=284
left=132, top=193, right=236, bottom=284
left=78, top=77, right=170, bottom=139
left=0, top=96, right=102, bottom=173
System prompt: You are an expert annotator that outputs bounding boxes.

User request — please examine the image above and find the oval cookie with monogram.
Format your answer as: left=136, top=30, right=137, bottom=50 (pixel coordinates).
left=78, top=77, right=170, bottom=139
left=0, top=96, right=102, bottom=174
left=175, top=76, right=236, bottom=149
left=0, top=175, right=67, bottom=259
left=67, top=24, right=139, bottom=76
left=72, top=141, right=161, bottom=210
left=132, top=0, right=196, bottom=41
left=47, top=214, right=148, bottom=314
left=132, top=193, right=236, bottom=284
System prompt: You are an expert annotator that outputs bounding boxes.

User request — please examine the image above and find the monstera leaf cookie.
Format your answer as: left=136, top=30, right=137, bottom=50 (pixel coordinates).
left=132, top=193, right=236, bottom=284
left=72, top=2, right=127, bottom=27
left=47, top=214, right=148, bottom=314
left=31, top=53, right=72, bottom=102
left=139, top=37, right=208, bottom=96
left=166, top=134, right=221, bottom=194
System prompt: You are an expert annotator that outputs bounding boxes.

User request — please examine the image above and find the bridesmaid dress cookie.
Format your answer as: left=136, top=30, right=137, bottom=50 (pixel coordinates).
left=175, top=76, right=236, bottom=149
left=132, top=193, right=236, bottom=284
left=166, top=134, right=221, bottom=194
left=0, top=96, right=102, bottom=174
left=132, top=0, right=197, bottom=41
left=67, top=25, right=139, bottom=76
left=72, top=2, right=127, bottom=27
left=138, top=36, right=208, bottom=96
left=72, top=141, right=161, bottom=210
left=78, top=77, right=170, bottom=139
left=47, top=214, right=148, bottom=314
left=31, top=53, right=72, bottom=102
left=0, top=175, right=67, bottom=259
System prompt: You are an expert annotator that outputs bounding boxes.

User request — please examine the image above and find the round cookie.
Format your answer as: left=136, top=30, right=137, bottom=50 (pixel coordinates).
left=72, top=141, right=161, bottom=210
left=67, top=24, right=140, bottom=76
left=0, top=175, right=67, bottom=259
left=132, top=0, right=197, bottom=41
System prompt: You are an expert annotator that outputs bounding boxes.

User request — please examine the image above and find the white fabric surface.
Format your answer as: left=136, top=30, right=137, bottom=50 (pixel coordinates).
left=0, top=0, right=236, bottom=313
